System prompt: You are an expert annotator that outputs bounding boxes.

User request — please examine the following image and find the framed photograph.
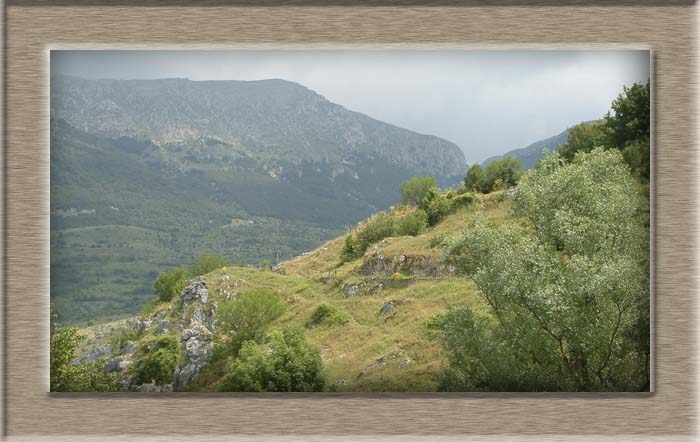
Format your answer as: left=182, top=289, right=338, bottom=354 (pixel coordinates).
left=2, top=1, right=697, bottom=440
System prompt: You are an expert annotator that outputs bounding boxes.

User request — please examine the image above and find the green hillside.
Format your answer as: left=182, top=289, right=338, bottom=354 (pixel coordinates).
left=69, top=192, right=507, bottom=391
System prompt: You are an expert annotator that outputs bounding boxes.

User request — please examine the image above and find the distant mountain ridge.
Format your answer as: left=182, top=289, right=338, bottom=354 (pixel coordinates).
left=51, top=75, right=466, bottom=185
left=482, top=120, right=599, bottom=170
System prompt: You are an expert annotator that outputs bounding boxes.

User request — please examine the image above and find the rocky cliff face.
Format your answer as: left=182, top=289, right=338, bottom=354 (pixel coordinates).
left=51, top=75, right=466, bottom=184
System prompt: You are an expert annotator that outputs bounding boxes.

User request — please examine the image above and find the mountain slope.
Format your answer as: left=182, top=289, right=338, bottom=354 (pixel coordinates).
left=482, top=128, right=569, bottom=170
left=51, top=75, right=466, bottom=187
left=50, top=76, right=467, bottom=324
left=72, top=193, right=510, bottom=391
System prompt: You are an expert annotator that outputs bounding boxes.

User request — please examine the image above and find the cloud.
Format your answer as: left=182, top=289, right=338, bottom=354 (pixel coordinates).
left=51, top=50, right=650, bottom=163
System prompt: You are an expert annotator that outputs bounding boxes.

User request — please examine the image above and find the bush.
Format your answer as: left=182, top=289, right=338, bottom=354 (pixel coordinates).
left=396, top=208, right=428, bottom=236
left=419, top=188, right=451, bottom=226
left=450, top=192, right=476, bottom=209
left=129, top=334, right=183, bottom=386
left=306, top=303, right=349, bottom=328
left=358, top=212, right=397, bottom=246
left=216, top=288, right=285, bottom=357
left=153, top=267, right=188, bottom=303
left=400, top=176, right=437, bottom=206
left=50, top=326, right=119, bottom=391
left=189, top=253, right=227, bottom=277
left=218, top=328, right=325, bottom=392
left=340, top=234, right=360, bottom=263
left=110, top=327, right=143, bottom=354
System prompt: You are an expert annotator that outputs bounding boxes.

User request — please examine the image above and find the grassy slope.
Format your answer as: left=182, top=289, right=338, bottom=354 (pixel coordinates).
left=79, top=193, right=510, bottom=391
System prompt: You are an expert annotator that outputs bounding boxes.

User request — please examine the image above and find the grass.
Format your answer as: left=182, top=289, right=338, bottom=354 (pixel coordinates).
left=76, top=191, right=509, bottom=391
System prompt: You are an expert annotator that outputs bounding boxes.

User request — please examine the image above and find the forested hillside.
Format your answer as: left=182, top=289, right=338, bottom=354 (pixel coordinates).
left=50, top=77, right=466, bottom=324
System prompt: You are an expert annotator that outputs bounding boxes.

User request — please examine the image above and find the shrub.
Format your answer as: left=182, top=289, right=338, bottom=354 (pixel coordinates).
left=396, top=208, right=428, bottom=236
left=110, top=327, right=143, bottom=354
left=129, top=334, right=183, bottom=386
left=216, top=288, right=285, bottom=357
left=340, top=234, right=359, bottom=263
left=450, top=192, right=476, bottom=209
left=356, top=211, right=398, bottom=253
left=306, top=303, right=349, bottom=328
left=400, top=176, right=437, bottom=206
left=153, top=267, right=188, bottom=302
left=189, top=253, right=227, bottom=277
left=419, top=188, right=451, bottom=226
left=260, top=259, right=271, bottom=271
left=218, top=328, right=325, bottom=392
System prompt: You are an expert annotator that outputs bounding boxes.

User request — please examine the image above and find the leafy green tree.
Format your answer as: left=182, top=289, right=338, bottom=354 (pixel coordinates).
left=400, top=176, right=437, bottom=206
left=153, top=267, right=188, bottom=303
left=483, top=157, right=522, bottom=192
left=129, top=334, right=183, bottom=386
left=189, top=253, right=227, bottom=277
left=50, top=306, right=120, bottom=392
left=464, top=164, right=486, bottom=192
left=605, top=81, right=650, bottom=150
left=218, top=328, right=325, bottom=392
left=441, top=149, right=649, bottom=391
left=558, top=121, right=610, bottom=162
left=216, top=289, right=285, bottom=356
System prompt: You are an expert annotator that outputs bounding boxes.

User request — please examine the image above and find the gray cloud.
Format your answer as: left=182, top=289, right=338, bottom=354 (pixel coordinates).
left=51, top=50, right=650, bottom=164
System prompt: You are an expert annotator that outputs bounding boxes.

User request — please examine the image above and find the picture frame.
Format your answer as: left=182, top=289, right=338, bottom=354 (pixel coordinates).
left=1, top=1, right=696, bottom=440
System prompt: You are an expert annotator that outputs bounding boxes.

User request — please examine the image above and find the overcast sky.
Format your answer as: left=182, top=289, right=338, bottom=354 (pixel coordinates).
left=51, top=50, right=650, bottom=163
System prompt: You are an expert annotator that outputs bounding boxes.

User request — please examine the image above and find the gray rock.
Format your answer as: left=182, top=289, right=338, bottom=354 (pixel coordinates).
left=180, top=280, right=209, bottom=305
left=72, top=345, right=112, bottom=364
left=379, top=301, right=395, bottom=316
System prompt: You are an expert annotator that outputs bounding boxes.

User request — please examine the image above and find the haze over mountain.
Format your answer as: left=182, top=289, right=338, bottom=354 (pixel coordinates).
left=50, top=75, right=466, bottom=323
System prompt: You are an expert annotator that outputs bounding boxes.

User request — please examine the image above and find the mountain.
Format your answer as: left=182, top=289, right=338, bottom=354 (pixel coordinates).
left=50, top=76, right=467, bottom=324
left=482, top=128, right=569, bottom=170
left=69, top=193, right=505, bottom=392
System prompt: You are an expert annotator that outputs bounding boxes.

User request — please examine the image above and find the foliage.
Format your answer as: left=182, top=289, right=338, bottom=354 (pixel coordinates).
left=260, top=259, right=271, bottom=271
left=356, top=211, right=398, bottom=252
left=558, top=121, right=609, bottom=162
left=110, top=327, right=143, bottom=354
left=483, top=157, right=522, bottom=192
left=129, top=334, right=183, bottom=386
left=340, top=234, right=359, bottom=263
left=216, top=288, right=285, bottom=356
left=189, top=253, right=228, bottom=277
left=153, top=267, right=188, bottom=303
left=449, top=192, right=476, bottom=209
left=464, top=164, right=486, bottom=192
left=441, top=149, right=649, bottom=391
left=50, top=325, right=120, bottom=392
left=419, top=187, right=451, bottom=226
left=396, top=208, right=428, bottom=236
left=218, top=328, right=325, bottom=392
left=400, top=176, right=438, bottom=206
left=306, top=303, right=350, bottom=328
left=558, top=81, right=650, bottom=180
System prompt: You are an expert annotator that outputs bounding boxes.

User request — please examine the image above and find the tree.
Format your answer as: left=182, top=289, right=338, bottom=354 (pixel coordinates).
left=340, top=234, right=359, bottom=262
left=483, top=157, right=522, bottom=192
left=216, top=289, right=285, bottom=356
left=464, top=164, right=486, bottom=192
left=400, top=176, right=437, bottom=206
left=50, top=305, right=120, bottom=392
left=558, top=121, right=610, bottom=162
left=189, top=253, right=227, bottom=277
left=605, top=81, right=650, bottom=150
left=153, top=267, right=188, bottom=303
left=441, top=149, right=649, bottom=391
left=218, top=328, right=325, bottom=392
